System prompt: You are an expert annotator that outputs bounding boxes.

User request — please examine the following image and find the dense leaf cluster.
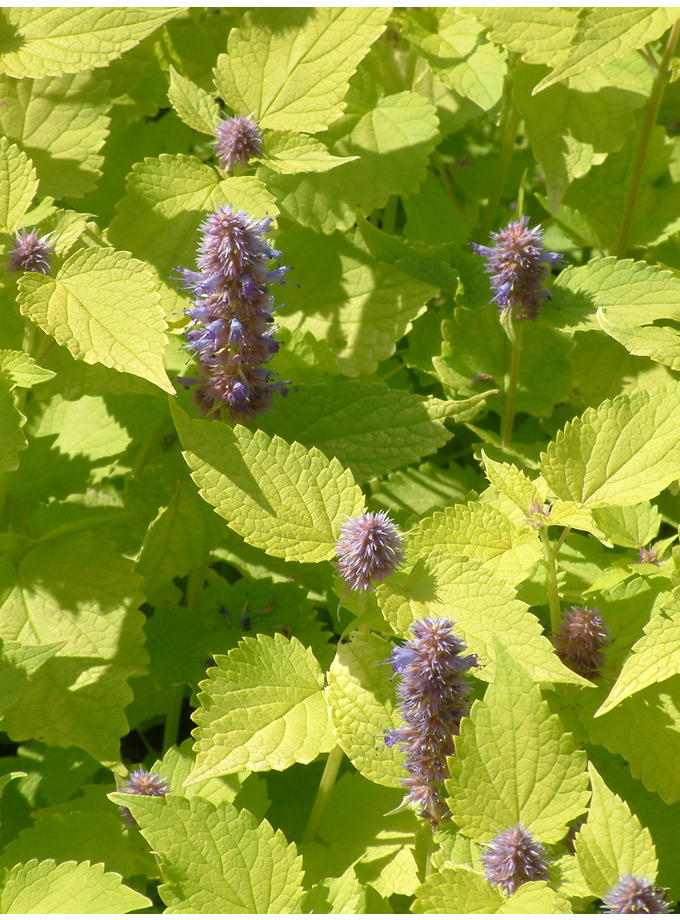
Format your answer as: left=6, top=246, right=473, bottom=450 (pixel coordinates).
left=1, top=6, right=680, bottom=913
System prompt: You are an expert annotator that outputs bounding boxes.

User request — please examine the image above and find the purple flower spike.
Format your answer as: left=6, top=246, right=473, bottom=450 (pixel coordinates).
left=335, top=511, right=404, bottom=592
left=177, top=204, right=291, bottom=419
left=470, top=217, right=564, bottom=321
left=637, top=546, right=660, bottom=566
left=118, top=768, right=170, bottom=828
left=481, top=824, right=550, bottom=896
left=215, top=115, right=264, bottom=172
left=385, top=617, right=477, bottom=828
left=554, top=606, right=611, bottom=679
left=8, top=228, right=52, bottom=275
left=603, top=876, right=671, bottom=914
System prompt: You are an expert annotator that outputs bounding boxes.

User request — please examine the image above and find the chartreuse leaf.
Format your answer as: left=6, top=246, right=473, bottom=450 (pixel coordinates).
left=0, top=639, right=64, bottom=714
left=471, top=8, right=578, bottom=65
left=0, top=73, right=110, bottom=200
left=18, top=247, right=174, bottom=394
left=377, top=556, right=586, bottom=685
left=501, top=883, right=571, bottom=913
left=109, top=157, right=276, bottom=315
left=187, top=633, right=334, bottom=782
left=0, top=137, right=37, bottom=232
left=263, top=91, right=439, bottom=235
left=482, top=452, right=544, bottom=512
left=302, top=865, right=366, bottom=914
left=414, top=867, right=503, bottom=914
left=0, top=350, right=55, bottom=388
left=591, top=502, right=661, bottom=550
left=0, top=533, right=146, bottom=763
left=534, top=8, right=676, bottom=93
left=514, top=62, right=644, bottom=211
left=573, top=764, right=658, bottom=898
left=597, top=599, right=680, bottom=717
left=409, top=500, right=542, bottom=583
left=395, top=9, right=506, bottom=111
left=0, top=8, right=179, bottom=78
left=167, top=66, right=220, bottom=136
left=31, top=395, right=132, bottom=462
left=0, top=859, right=150, bottom=913
left=110, top=794, right=304, bottom=912
left=540, top=382, right=680, bottom=507
left=585, top=677, right=680, bottom=803
left=173, top=403, right=365, bottom=562
left=277, top=224, right=436, bottom=376
left=446, top=644, right=589, bottom=843
left=263, top=132, right=357, bottom=175
left=260, top=381, right=455, bottom=483
left=213, top=8, right=389, bottom=132
left=326, top=633, right=407, bottom=788
left=434, top=303, right=574, bottom=418
left=0, top=371, right=27, bottom=471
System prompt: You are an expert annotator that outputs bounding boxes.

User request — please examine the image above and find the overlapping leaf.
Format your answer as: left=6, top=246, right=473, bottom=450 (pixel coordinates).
left=0, top=137, right=37, bottom=232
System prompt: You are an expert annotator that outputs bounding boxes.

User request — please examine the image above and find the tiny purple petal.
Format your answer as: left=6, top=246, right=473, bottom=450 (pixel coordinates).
left=215, top=115, right=264, bottom=172
left=603, top=876, right=671, bottom=914
left=8, top=228, right=53, bottom=275
left=554, top=606, right=610, bottom=679
left=335, top=511, right=404, bottom=592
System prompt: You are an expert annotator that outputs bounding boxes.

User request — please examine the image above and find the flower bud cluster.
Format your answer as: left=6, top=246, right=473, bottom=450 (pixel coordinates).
left=481, top=824, right=550, bottom=895
left=554, top=606, right=611, bottom=679
left=179, top=205, right=290, bottom=419
left=215, top=115, right=264, bottom=173
left=8, top=228, right=52, bottom=275
left=603, top=875, right=671, bottom=914
left=335, top=511, right=404, bottom=592
left=470, top=217, right=564, bottom=321
left=385, top=617, right=477, bottom=827
left=118, top=768, right=171, bottom=828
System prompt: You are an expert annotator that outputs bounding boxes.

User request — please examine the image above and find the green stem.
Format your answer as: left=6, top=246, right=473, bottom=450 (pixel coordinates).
left=433, top=151, right=456, bottom=203
left=161, top=685, right=184, bottom=755
left=501, top=324, right=522, bottom=449
left=540, top=528, right=562, bottom=634
left=616, top=18, right=680, bottom=258
left=302, top=744, right=344, bottom=843
left=480, top=65, right=521, bottom=239
left=554, top=525, right=572, bottom=555
left=162, top=562, right=207, bottom=753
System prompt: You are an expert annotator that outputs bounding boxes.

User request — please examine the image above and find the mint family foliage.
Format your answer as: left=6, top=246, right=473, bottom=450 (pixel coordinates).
left=5, top=7, right=680, bottom=916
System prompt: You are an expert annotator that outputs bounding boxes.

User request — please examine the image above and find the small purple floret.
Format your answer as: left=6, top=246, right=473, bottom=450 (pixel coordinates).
left=385, top=617, right=477, bottom=827
left=335, top=511, right=404, bottom=592
left=118, top=768, right=170, bottom=828
left=481, top=824, right=550, bottom=896
left=554, top=606, right=611, bottom=679
left=637, top=546, right=660, bottom=566
left=8, top=228, right=52, bottom=275
left=215, top=115, right=264, bottom=173
left=602, top=875, right=671, bottom=914
left=470, top=216, right=564, bottom=321
left=177, top=204, right=291, bottom=419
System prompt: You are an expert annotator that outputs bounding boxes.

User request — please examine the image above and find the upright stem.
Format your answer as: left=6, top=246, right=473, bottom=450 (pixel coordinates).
left=540, top=528, right=562, bottom=634
left=162, top=562, right=207, bottom=753
left=616, top=18, right=680, bottom=258
left=424, top=824, right=434, bottom=879
left=302, top=744, right=344, bottom=843
left=501, top=324, right=522, bottom=449
left=480, top=72, right=521, bottom=240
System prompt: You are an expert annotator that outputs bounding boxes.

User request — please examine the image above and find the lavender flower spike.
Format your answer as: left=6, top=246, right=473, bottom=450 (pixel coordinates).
left=178, top=204, right=290, bottom=419
left=118, top=768, right=170, bottom=828
left=215, top=115, right=264, bottom=173
left=336, top=511, right=404, bottom=592
left=385, top=617, right=477, bottom=827
left=554, top=606, right=611, bottom=679
left=603, top=875, right=671, bottom=914
left=481, top=824, right=550, bottom=896
left=8, top=227, right=53, bottom=275
left=470, top=216, right=564, bottom=321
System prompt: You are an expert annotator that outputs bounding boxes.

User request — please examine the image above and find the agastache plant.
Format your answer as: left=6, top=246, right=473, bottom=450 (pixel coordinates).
left=8, top=227, right=53, bottom=274
left=335, top=510, right=404, bottom=592
left=178, top=205, right=290, bottom=419
left=215, top=115, right=264, bottom=172
left=470, top=216, right=564, bottom=323
left=481, top=824, right=550, bottom=896
left=385, top=617, right=477, bottom=827
left=554, top=606, right=611, bottom=679
left=602, top=876, right=671, bottom=914
left=118, top=768, right=171, bottom=829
